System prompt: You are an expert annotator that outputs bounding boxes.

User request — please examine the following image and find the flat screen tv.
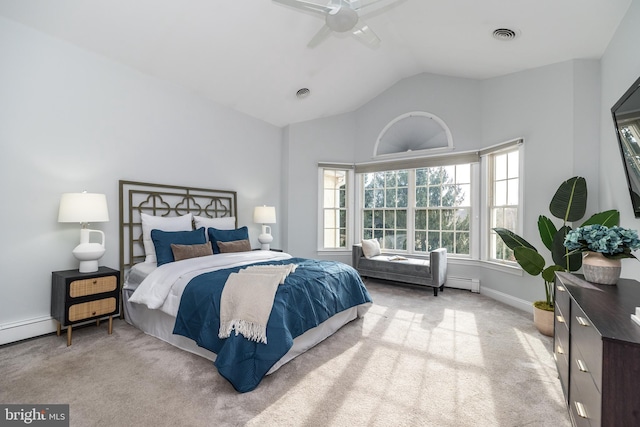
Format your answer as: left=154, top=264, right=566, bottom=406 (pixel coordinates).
left=612, top=75, right=640, bottom=217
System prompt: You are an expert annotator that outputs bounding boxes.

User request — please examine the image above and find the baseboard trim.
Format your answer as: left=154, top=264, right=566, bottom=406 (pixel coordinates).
left=446, top=276, right=480, bottom=293
left=480, top=287, right=533, bottom=313
left=0, top=316, right=57, bottom=345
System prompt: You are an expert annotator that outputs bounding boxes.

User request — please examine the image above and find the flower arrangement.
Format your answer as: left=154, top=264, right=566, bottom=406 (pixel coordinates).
left=564, top=224, right=640, bottom=259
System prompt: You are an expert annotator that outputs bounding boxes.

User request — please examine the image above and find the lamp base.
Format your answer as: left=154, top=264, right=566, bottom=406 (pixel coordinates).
left=258, top=232, right=273, bottom=251
left=78, top=260, right=99, bottom=273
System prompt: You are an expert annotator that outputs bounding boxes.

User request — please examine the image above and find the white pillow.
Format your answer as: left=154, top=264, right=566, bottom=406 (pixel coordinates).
left=361, top=239, right=381, bottom=258
left=141, top=213, right=193, bottom=263
left=193, top=215, right=236, bottom=230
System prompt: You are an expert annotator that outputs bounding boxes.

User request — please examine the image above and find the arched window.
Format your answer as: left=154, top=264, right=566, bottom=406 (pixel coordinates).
left=374, top=112, right=453, bottom=158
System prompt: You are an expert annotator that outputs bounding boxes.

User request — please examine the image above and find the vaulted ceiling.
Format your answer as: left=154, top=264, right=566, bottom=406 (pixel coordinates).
left=0, top=0, right=631, bottom=127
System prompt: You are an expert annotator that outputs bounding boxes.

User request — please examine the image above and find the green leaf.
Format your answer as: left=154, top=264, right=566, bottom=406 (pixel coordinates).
left=549, top=176, right=587, bottom=223
left=542, top=265, right=565, bottom=283
left=551, top=225, right=582, bottom=271
left=493, top=228, right=537, bottom=252
left=580, top=209, right=620, bottom=227
left=538, top=215, right=557, bottom=251
left=514, top=246, right=545, bottom=276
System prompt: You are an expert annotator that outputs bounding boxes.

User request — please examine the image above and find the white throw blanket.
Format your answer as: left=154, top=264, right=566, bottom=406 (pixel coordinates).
left=219, top=265, right=296, bottom=344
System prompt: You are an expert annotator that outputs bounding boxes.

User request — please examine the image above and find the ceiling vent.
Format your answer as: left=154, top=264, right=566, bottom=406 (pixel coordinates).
left=492, top=28, right=518, bottom=41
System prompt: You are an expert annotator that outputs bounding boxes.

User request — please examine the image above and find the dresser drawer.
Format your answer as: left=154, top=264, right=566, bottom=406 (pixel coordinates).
left=555, top=282, right=570, bottom=315
left=70, top=275, right=118, bottom=298
left=571, top=301, right=603, bottom=392
left=570, top=342, right=602, bottom=427
left=68, top=297, right=117, bottom=322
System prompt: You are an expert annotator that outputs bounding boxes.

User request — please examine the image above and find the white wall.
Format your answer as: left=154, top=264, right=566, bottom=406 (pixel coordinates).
left=600, top=0, right=640, bottom=281
left=0, top=17, right=282, bottom=342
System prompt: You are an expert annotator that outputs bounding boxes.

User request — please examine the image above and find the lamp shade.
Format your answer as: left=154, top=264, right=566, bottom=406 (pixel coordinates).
left=253, top=206, right=276, bottom=224
left=58, top=192, right=109, bottom=223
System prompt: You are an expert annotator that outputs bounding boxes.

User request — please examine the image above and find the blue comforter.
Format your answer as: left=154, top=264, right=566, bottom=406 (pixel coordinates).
left=172, top=257, right=372, bottom=392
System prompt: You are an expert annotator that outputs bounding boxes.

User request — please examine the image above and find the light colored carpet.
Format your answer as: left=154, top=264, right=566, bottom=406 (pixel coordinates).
left=0, top=280, right=570, bottom=427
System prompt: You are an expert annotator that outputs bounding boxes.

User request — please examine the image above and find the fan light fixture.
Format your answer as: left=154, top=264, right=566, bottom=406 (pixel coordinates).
left=273, top=0, right=405, bottom=48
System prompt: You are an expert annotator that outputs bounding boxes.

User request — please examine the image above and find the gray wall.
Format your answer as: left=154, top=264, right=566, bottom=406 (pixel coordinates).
left=0, top=17, right=282, bottom=340
left=600, top=0, right=640, bottom=281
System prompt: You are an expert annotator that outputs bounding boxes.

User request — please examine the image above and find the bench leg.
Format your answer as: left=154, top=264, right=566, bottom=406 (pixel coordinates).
left=433, top=287, right=438, bottom=297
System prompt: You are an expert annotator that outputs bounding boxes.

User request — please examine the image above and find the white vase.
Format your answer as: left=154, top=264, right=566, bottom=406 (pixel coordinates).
left=582, top=251, right=621, bottom=285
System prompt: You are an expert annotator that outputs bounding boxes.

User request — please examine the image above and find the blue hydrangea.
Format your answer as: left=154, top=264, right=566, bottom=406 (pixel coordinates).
left=564, top=224, right=640, bottom=257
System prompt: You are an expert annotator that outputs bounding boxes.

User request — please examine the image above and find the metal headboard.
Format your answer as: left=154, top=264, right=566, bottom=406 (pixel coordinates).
left=119, top=180, right=238, bottom=280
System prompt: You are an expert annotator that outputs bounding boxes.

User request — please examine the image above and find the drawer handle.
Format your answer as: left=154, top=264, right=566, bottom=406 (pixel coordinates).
left=93, top=280, right=98, bottom=285
left=556, top=345, right=564, bottom=355
left=576, top=316, right=590, bottom=327
left=556, top=315, right=565, bottom=323
left=557, top=285, right=566, bottom=292
left=574, top=401, right=588, bottom=419
left=576, top=359, right=588, bottom=372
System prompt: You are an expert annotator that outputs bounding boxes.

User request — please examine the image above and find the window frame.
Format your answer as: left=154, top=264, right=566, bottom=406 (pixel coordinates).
left=483, top=143, right=524, bottom=265
left=317, top=165, right=355, bottom=252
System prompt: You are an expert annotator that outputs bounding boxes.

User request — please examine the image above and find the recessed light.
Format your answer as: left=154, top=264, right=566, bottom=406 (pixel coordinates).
left=296, top=88, right=311, bottom=99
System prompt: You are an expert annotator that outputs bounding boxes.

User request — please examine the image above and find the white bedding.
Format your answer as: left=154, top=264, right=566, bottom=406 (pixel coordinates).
left=128, top=250, right=292, bottom=316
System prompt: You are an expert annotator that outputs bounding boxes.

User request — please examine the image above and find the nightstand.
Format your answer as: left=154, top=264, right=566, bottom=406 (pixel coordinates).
left=51, top=267, right=120, bottom=346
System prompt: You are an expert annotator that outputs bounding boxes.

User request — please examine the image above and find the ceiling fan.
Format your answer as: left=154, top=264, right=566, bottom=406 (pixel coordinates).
left=273, top=0, right=403, bottom=48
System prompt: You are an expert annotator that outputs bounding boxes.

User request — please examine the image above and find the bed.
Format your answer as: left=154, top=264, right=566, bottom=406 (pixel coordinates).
left=119, top=180, right=372, bottom=392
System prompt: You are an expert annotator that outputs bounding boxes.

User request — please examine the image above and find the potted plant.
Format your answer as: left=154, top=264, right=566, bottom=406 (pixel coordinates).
left=564, top=224, right=640, bottom=284
left=493, top=176, right=619, bottom=336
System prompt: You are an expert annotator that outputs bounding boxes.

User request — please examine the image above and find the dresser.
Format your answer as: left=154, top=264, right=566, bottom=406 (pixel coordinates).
left=51, top=267, right=120, bottom=346
left=554, top=273, right=640, bottom=427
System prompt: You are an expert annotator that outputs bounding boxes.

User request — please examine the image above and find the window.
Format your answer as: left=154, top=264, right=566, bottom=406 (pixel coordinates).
left=414, top=165, right=471, bottom=254
left=362, top=171, right=409, bottom=250
left=360, top=164, right=472, bottom=256
left=320, top=168, right=351, bottom=249
left=488, top=148, right=519, bottom=262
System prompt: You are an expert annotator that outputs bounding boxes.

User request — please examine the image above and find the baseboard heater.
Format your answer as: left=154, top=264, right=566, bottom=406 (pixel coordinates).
left=446, top=276, right=480, bottom=293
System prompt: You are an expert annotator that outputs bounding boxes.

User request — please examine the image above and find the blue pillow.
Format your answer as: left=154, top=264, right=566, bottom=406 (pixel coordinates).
left=208, top=226, right=249, bottom=254
left=151, top=227, right=207, bottom=266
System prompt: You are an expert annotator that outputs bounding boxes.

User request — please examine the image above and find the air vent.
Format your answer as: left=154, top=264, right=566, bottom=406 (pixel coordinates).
left=492, top=28, right=518, bottom=41
left=296, top=88, right=310, bottom=99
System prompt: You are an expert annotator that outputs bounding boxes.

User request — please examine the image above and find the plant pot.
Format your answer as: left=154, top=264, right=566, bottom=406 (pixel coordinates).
left=582, top=251, right=621, bottom=285
left=533, top=305, right=554, bottom=337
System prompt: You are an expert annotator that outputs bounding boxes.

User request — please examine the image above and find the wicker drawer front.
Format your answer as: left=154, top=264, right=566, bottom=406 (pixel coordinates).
left=68, top=297, right=116, bottom=322
left=70, top=275, right=117, bottom=297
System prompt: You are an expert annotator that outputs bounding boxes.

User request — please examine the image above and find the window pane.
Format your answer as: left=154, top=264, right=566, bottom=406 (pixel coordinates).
left=428, top=231, right=440, bottom=251
left=397, top=188, right=408, bottom=207
left=416, top=187, right=427, bottom=207
left=428, top=209, right=440, bottom=229
left=442, top=231, right=454, bottom=252
left=495, top=154, right=507, bottom=180
left=364, top=174, right=375, bottom=188
left=494, top=181, right=507, bottom=205
left=324, top=209, right=336, bottom=228
left=397, top=171, right=409, bottom=187
left=428, top=186, right=441, bottom=206
left=415, top=210, right=426, bottom=229
left=364, top=189, right=374, bottom=208
left=507, top=151, right=519, bottom=178
left=374, top=189, right=384, bottom=208
left=507, top=179, right=518, bottom=205
left=324, top=189, right=335, bottom=208
left=457, top=164, right=471, bottom=183
left=363, top=210, right=373, bottom=228
left=415, top=231, right=427, bottom=252
left=339, top=210, right=346, bottom=228
left=384, top=210, right=395, bottom=228
left=457, top=184, right=471, bottom=207
left=396, top=210, right=407, bottom=229
left=442, top=209, right=455, bottom=230
left=441, top=185, right=457, bottom=207
left=374, top=210, right=383, bottom=228
left=339, top=189, right=346, bottom=208
left=385, top=189, right=396, bottom=208
left=456, top=232, right=470, bottom=254
left=416, top=169, right=427, bottom=186
left=443, top=166, right=455, bottom=184
left=385, top=171, right=397, bottom=187
left=456, top=209, right=470, bottom=231
left=396, top=231, right=407, bottom=250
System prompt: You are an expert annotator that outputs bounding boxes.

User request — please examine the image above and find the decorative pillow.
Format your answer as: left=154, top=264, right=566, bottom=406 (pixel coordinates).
left=193, top=215, right=236, bottom=231
left=141, top=213, right=193, bottom=263
left=171, top=242, right=213, bottom=262
left=217, top=239, right=252, bottom=253
left=207, top=226, right=249, bottom=254
left=361, top=239, right=381, bottom=258
left=151, top=227, right=206, bottom=266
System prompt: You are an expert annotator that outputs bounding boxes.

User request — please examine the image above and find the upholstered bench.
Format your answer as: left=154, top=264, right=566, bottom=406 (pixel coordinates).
left=352, top=243, right=447, bottom=296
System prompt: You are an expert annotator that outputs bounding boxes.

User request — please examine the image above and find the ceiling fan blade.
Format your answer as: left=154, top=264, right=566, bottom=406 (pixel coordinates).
left=351, top=19, right=381, bottom=47
left=308, top=24, right=333, bottom=48
left=272, top=0, right=332, bottom=15
left=351, top=0, right=402, bottom=13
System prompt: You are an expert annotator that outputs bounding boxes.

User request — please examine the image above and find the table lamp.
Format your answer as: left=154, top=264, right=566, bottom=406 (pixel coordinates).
left=58, top=192, right=109, bottom=273
left=253, top=206, right=276, bottom=250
